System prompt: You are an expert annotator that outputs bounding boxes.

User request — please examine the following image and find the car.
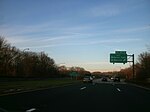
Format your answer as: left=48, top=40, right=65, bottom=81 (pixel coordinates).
left=101, top=77, right=107, bottom=81
left=83, top=76, right=93, bottom=83
left=110, top=77, right=114, bottom=80
left=113, top=77, right=120, bottom=82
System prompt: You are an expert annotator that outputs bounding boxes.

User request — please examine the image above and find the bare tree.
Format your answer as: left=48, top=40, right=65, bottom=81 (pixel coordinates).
left=0, top=36, right=59, bottom=77
left=136, top=51, right=150, bottom=80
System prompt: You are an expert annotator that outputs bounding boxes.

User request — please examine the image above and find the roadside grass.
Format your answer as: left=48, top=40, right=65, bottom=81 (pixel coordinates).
left=126, top=79, right=150, bottom=89
left=0, top=78, right=81, bottom=95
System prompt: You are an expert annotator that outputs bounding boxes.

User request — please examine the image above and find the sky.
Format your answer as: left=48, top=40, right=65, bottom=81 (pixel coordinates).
left=0, top=0, right=150, bottom=72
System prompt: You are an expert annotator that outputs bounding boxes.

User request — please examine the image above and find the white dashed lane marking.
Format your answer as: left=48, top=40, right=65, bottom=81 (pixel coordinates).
left=26, top=108, right=36, bottom=112
left=117, top=88, right=121, bottom=92
left=80, top=87, right=86, bottom=90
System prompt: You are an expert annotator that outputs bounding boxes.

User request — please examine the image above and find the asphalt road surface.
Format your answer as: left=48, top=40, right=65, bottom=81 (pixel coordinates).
left=0, top=79, right=150, bottom=112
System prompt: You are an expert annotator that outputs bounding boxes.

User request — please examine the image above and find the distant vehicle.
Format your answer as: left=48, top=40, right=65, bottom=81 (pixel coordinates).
left=92, top=75, right=95, bottom=79
left=83, top=76, right=93, bottom=83
left=101, top=77, right=107, bottom=81
left=113, top=77, right=120, bottom=82
left=110, top=77, right=114, bottom=80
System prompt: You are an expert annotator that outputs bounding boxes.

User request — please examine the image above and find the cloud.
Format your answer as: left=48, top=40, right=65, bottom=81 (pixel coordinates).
left=79, top=61, right=108, bottom=65
left=88, top=38, right=141, bottom=45
left=0, top=20, right=92, bottom=40
left=0, top=19, right=146, bottom=49
left=0, top=23, right=85, bottom=46
left=113, top=25, right=150, bottom=33
left=89, top=4, right=121, bottom=17
left=21, top=37, right=141, bottom=49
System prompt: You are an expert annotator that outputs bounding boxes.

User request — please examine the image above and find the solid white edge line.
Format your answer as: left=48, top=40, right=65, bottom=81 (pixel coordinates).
left=0, top=107, right=8, bottom=112
left=80, top=87, right=86, bottom=90
left=129, top=83, right=150, bottom=91
left=0, top=83, right=75, bottom=97
left=26, top=108, right=36, bottom=112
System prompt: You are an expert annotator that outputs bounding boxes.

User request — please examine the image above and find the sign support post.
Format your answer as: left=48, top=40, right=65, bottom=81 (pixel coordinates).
left=110, top=51, right=135, bottom=79
left=127, top=54, right=135, bottom=79
left=133, top=54, right=135, bottom=79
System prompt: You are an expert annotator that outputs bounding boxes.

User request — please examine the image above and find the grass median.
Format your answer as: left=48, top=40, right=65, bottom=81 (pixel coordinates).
left=0, top=78, right=81, bottom=95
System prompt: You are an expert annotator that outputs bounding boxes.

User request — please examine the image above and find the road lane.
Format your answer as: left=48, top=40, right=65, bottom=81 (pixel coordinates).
left=0, top=82, right=150, bottom=112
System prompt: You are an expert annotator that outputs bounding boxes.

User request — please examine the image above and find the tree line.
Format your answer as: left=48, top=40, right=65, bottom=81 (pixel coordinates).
left=0, top=36, right=90, bottom=78
left=120, top=48, right=150, bottom=81
left=0, top=37, right=59, bottom=77
left=1, top=36, right=149, bottom=80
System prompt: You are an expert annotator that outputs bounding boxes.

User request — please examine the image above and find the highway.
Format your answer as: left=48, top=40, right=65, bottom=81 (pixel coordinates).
left=0, top=79, right=150, bottom=112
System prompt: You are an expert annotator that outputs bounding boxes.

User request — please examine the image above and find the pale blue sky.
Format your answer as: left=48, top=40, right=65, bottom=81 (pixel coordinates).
left=0, top=0, right=150, bottom=72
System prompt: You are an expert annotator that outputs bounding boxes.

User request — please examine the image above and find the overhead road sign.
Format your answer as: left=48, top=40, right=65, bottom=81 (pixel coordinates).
left=110, top=51, right=127, bottom=64
left=109, top=51, right=135, bottom=79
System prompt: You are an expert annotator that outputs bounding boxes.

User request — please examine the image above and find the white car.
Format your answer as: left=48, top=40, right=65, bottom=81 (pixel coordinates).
left=83, top=76, right=93, bottom=83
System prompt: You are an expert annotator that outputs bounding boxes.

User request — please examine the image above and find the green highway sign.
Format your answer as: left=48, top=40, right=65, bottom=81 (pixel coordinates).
left=115, top=51, right=126, bottom=54
left=110, top=51, right=127, bottom=64
left=109, top=51, right=135, bottom=79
